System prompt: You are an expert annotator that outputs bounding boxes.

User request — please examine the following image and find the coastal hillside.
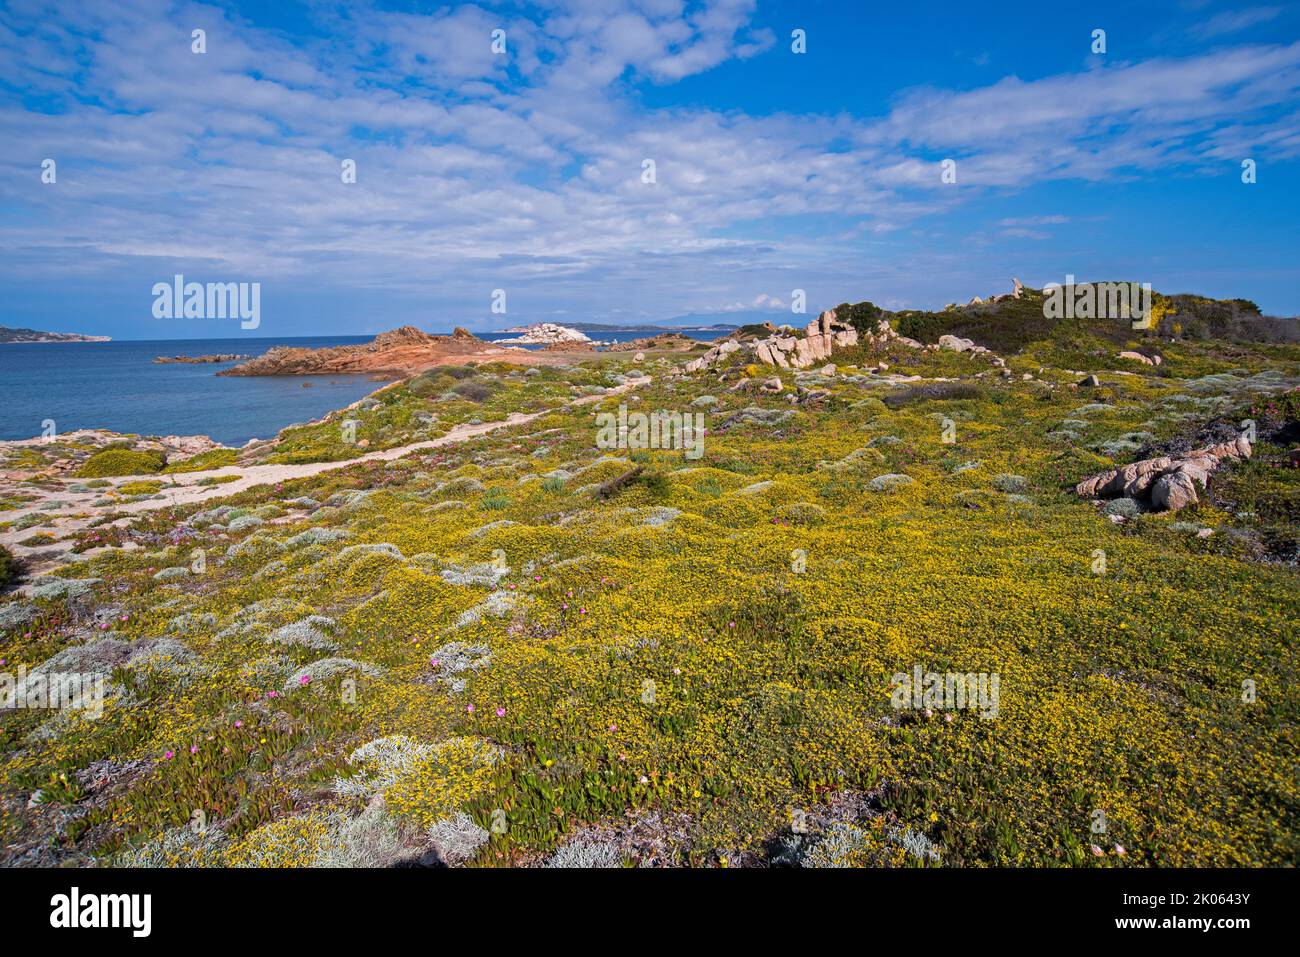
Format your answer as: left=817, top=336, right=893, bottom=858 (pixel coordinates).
left=0, top=326, right=110, bottom=344
left=1, top=292, right=1296, bottom=868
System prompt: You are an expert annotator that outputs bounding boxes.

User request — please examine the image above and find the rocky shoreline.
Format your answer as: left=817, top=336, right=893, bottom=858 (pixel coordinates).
left=154, top=353, right=249, bottom=364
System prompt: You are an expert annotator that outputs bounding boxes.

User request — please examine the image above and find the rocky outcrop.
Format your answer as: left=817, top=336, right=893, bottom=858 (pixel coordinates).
left=682, top=308, right=859, bottom=374
left=1118, top=350, right=1162, bottom=366
left=935, top=334, right=1009, bottom=373
left=682, top=337, right=744, bottom=373
left=1075, top=435, right=1252, bottom=513
left=495, top=323, right=590, bottom=345
left=220, top=326, right=529, bottom=377
left=751, top=309, right=859, bottom=370
left=154, top=354, right=249, bottom=364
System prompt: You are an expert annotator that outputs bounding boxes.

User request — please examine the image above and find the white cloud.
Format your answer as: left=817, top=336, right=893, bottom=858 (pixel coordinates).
left=0, top=0, right=1297, bottom=325
left=1193, top=6, right=1283, bottom=39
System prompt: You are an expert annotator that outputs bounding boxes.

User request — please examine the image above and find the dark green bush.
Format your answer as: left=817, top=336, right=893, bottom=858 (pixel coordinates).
left=0, top=545, right=16, bottom=590
left=883, top=381, right=985, bottom=408
left=832, top=300, right=886, bottom=337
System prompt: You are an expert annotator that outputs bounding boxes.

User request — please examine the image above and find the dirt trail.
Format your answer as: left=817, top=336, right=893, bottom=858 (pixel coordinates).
left=0, top=376, right=650, bottom=567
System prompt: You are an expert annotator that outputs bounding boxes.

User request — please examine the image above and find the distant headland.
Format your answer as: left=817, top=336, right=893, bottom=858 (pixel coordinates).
left=0, top=325, right=110, bottom=343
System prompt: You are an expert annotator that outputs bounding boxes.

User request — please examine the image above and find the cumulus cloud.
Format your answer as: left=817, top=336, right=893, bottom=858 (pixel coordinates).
left=0, top=0, right=1297, bottom=327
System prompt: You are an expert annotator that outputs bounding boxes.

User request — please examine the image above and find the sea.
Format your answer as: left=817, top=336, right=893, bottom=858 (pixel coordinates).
left=0, top=331, right=720, bottom=446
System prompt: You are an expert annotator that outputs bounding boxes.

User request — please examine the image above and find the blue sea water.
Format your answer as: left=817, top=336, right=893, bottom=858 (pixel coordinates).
left=0, top=330, right=720, bottom=446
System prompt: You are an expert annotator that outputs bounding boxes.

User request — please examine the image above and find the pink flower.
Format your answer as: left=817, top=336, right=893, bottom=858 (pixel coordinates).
left=534, top=575, right=542, bottom=582
left=164, top=750, right=175, bottom=760
left=579, top=607, right=586, bottom=615
left=266, top=690, right=278, bottom=699
left=466, top=704, right=475, bottom=713
left=608, top=724, right=618, bottom=732
left=190, top=745, right=199, bottom=754
left=430, top=657, right=440, bottom=667
left=495, top=707, right=506, bottom=717
left=299, top=674, right=311, bottom=686
left=728, top=621, right=736, bottom=628
left=1090, top=844, right=1104, bottom=857
left=1114, top=844, right=1126, bottom=856
left=234, top=720, right=243, bottom=728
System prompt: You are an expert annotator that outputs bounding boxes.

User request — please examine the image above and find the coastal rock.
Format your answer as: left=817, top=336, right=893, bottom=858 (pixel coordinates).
left=220, top=326, right=531, bottom=377
left=495, top=323, right=590, bottom=345
left=154, top=354, right=248, bottom=364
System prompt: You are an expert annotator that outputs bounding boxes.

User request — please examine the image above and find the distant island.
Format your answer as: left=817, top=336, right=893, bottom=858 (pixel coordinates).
left=0, top=325, right=110, bottom=343
left=495, top=320, right=740, bottom=335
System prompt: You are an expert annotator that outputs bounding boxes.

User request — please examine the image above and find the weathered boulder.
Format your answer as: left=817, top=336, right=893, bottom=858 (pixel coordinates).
left=938, top=334, right=977, bottom=353
left=1075, top=434, right=1251, bottom=513
left=1151, top=471, right=1198, bottom=511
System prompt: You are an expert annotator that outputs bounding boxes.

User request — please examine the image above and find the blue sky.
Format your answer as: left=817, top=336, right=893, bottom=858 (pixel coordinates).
left=1, top=0, right=1298, bottom=340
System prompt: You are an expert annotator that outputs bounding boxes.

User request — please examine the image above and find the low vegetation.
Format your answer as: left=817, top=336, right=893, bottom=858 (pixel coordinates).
left=1, top=293, right=1296, bottom=868
left=76, top=447, right=166, bottom=478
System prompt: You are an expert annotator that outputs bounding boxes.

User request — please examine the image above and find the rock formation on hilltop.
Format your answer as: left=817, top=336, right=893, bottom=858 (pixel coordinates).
left=683, top=309, right=860, bottom=373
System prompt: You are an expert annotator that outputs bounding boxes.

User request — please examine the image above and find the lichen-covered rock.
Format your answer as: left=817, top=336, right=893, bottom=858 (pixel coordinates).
left=868, top=473, right=914, bottom=492
left=29, top=576, right=102, bottom=600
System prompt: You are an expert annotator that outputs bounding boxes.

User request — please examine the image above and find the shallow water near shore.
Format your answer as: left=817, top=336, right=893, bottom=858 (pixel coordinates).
left=0, top=330, right=720, bottom=445
left=0, top=337, right=381, bottom=445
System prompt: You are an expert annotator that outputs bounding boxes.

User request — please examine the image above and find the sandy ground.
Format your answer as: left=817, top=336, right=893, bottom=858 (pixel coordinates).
left=1, top=376, right=651, bottom=576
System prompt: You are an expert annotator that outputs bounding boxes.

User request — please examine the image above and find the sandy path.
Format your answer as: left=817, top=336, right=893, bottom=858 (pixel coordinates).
left=0, top=376, right=650, bottom=562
